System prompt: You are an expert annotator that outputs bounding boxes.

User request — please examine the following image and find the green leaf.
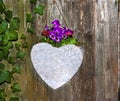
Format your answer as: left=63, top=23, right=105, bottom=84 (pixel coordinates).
left=26, top=13, right=33, bottom=23
left=70, top=38, right=77, bottom=44
left=0, top=89, right=6, bottom=100
left=34, top=4, right=45, bottom=15
left=20, top=34, right=26, bottom=40
left=5, top=30, right=18, bottom=41
left=16, top=51, right=25, bottom=60
left=30, top=0, right=37, bottom=4
left=12, top=66, right=21, bottom=74
left=0, top=21, right=8, bottom=34
left=0, top=63, right=5, bottom=70
left=10, top=17, right=20, bottom=30
left=15, top=43, right=21, bottom=50
left=7, top=42, right=13, bottom=49
left=2, top=46, right=9, bottom=59
left=7, top=56, right=15, bottom=65
left=0, top=0, right=5, bottom=13
left=22, top=42, right=28, bottom=48
left=11, top=82, right=21, bottom=93
left=9, top=97, right=19, bottom=101
left=27, top=27, right=35, bottom=34
left=5, top=10, right=13, bottom=22
left=0, top=51, right=4, bottom=61
left=0, top=70, right=11, bottom=84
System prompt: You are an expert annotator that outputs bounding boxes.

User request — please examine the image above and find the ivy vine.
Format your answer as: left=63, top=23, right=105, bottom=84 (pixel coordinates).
left=0, top=0, right=45, bottom=100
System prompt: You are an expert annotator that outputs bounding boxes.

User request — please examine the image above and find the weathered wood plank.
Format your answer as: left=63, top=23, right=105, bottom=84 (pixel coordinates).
left=2, top=0, right=119, bottom=101
left=95, top=0, right=118, bottom=101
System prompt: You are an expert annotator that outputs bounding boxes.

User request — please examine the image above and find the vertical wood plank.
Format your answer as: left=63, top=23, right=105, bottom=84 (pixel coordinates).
left=95, top=0, right=118, bottom=101
left=46, top=0, right=96, bottom=101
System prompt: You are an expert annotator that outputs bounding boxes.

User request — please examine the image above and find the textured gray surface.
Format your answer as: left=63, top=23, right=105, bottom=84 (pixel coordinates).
left=31, top=43, right=83, bottom=89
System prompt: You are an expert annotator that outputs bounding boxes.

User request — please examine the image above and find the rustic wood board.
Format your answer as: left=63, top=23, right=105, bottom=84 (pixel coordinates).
left=2, top=0, right=119, bottom=101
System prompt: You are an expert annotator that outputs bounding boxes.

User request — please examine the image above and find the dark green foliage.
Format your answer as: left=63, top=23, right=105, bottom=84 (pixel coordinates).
left=0, top=0, right=27, bottom=100
left=26, top=13, right=33, bottom=23
left=0, top=21, right=8, bottom=34
left=0, top=63, right=5, bottom=70
left=0, top=0, right=5, bottom=14
left=9, top=97, right=19, bottom=101
left=20, top=34, right=26, bottom=40
left=11, top=82, right=21, bottom=93
left=5, top=10, right=13, bottom=22
left=12, top=66, right=21, bottom=74
left=0, top=89, right=6, bottom=100
left=22, top=42, right=28, bottom=48
left=27, top=26, right=35, bottom=34
left=2, top=46, right=9, bottom=59
left=10, top=17, right=20, bottom=30
left=34, top=4, right=45, bottom=15
left=0, top=51, right=4, bottom=61
left=15, top=43, right=21, bottom=50
left=0, top=69, right=11, bottom=84
left=7, top=56, right=15, bottom=65
left=16, top=51, right=26, bottom=61
left=5, top=31, right=18, bottom=41
left=30, top=0, right=37, bottom=4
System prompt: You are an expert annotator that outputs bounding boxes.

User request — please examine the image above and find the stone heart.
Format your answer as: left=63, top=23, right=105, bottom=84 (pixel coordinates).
left=31, top=43, right=83, bottom=89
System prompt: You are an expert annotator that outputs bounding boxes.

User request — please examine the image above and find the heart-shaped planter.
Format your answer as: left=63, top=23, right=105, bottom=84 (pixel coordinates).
left=31, top=43, right=83, bottom=89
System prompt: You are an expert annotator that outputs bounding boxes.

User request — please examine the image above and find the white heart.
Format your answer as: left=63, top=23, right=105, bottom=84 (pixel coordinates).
left=31, top=43, right=83, bottom=89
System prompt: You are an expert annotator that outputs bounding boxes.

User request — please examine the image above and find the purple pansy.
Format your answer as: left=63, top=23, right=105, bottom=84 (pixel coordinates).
left=52, top=19, right=61, bottom=27
left=42, top=19, right=73, bottom=42
left=49, top=32, right=56, bottom=41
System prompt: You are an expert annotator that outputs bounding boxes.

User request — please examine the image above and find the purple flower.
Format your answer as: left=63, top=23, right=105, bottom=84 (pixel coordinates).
left=65, top=29, right=73, bottom=36
left=52, top=19, right=61, bottom=27
left=62, top=34, right=68, bottom=39
left=55, top=36, right=62, bottom=42
left=44, top=25, right=50, bottom=30
left=49, top=32, right=56, bottom=41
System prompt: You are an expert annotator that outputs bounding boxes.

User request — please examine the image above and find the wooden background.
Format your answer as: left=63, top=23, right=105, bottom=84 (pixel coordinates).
left=3, top=0, right=119, bottom=101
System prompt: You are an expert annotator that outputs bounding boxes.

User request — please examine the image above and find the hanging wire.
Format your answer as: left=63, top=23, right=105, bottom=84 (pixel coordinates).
left=46, top=0, right=69, bottom=28
left=53, top=1, right=69, bottom=28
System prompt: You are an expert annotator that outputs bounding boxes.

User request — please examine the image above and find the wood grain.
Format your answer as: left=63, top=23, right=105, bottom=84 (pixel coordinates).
left=95, top=0, right=118, bottom=101
left=2, top=0, right=119, bottom=101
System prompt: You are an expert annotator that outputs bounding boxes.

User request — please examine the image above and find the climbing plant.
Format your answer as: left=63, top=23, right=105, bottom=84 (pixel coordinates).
left=0, top=0, right=26, bottom=101
left=0, top=0, right=45, bottom=100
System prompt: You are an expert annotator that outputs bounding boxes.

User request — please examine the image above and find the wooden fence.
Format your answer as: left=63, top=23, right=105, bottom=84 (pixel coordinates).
left=3, top=0, right=119, bottom=101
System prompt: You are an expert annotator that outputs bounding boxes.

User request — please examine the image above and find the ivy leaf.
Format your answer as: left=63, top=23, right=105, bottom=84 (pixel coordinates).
left=0, top=0, right=5, bottom=13
left=7, top=56, right=15, bottom=65
left=20, top=34, right=26, bottom=40
left=30, top=0, right=37, bottom=4
left=22, top=42, right=28, bottom=48
left=12, top=66, right=21, bottom=74
left=9, top=97, right=19, bottom=101
left=5, top=10, right=13, bottom=22
left=15, top=43, right=21, bottom=50
left=7, top=42, right=13, bottom=49
left=11, top=82, right=21, bottom=93
left=34, top=4, right=45, bottom=15
left=2, top=46, right=9, bottom=59
left=0, top=70, right=11, bottom=84
left=0, top=21, right=8, bottom=34
left=5, top=30, right=18, bottom=41
left=16, top=51, right=25, bottom=61
left=0, top=35, right=3, bottom=43
left=0, top=89, right=6, bottom=100
left=0, top=63, right=5, bottom=70
left=27, top=27, right=35, bottom=34
left=26, top=13, right=33, bottom=23
left=0, top=51, right=4, bottom=61
left=10, top=17, right=20, bottom=30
